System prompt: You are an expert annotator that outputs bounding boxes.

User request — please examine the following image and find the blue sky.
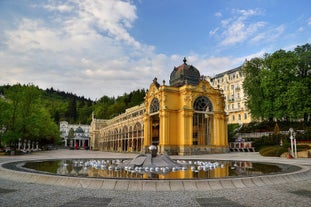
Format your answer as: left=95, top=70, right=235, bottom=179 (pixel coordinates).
left=0, top=0, right=310, bottom=100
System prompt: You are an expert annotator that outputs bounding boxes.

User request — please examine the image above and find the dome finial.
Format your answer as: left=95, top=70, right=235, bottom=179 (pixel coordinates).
left=183, top=57, right=187, bottom=64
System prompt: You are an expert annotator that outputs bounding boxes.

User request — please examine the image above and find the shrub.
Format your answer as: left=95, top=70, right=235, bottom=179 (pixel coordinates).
left=259, top=146, right=287, bottom=157
left=228, top=123, right=240, bottom=142
left=259, top=144, right=311, bottom=157
left=297, top=145, right=311, bottom=151
left=296, top=129, right=311, bottom=141
left=253, top=134, right=288, bottom=151
left=239, top=121, right=311, bottom=133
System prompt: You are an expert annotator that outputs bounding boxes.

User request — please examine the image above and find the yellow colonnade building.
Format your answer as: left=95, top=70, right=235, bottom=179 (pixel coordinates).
left=90, top=59, right=229, bottom=155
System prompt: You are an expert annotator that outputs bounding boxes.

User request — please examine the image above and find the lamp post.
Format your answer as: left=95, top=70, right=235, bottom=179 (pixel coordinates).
left=289, top=128, right=297, bottom=158
left=0, top=126, right=5, bottom=147
left=293, top=131, right=297, bottom=158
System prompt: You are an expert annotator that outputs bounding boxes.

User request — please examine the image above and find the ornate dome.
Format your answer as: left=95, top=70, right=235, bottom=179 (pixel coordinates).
left=169, top=57, right=200, bottom=87
left=75, top=126, right=84, bottom=133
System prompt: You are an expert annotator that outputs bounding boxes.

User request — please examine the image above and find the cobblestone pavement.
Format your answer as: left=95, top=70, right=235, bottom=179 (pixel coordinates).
left=0, top=150, right=310, bottom=207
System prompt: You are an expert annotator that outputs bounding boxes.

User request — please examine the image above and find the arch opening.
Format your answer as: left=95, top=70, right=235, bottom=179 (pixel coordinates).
left=193, top=96, right=213, bottom=145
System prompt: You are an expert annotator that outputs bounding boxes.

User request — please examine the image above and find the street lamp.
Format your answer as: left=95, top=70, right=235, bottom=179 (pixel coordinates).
left=0, top=125, right=6, bottom=147
left=289, top=128, right=297, bottom=158
left=0, top=126, right=6, bottom=133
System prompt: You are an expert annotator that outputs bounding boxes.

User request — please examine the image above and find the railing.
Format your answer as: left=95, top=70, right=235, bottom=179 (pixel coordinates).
left=236, top=132, right=273, bottom=138
left=229, top=141, right=255, bottom=152
left=297, top=140, right=311, bottom=145
left=236, top=130, right=305, bottom=139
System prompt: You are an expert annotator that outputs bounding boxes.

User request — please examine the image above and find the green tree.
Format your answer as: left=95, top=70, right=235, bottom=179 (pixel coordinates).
left=242, top=57, right=265, bottom=120
left=243, top=44, right=311, bottom=121
left=93, top=89, right=146, bottom=119
left=1, top=84, right=23, bottom=147
left=66, top=98, right=77, bottom=122
left=20, top=85, right=42, bottom=141
left=294, top=44, right=311, bottom=121
left=0, top=84, right=60, bottom=149
left=68, top=128, right=75, bottom=147
left=263, top=50, right=297, bottom=119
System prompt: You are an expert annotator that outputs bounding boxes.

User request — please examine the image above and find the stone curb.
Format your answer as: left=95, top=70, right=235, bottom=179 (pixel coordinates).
left=1, top=160, right=310, bottom=192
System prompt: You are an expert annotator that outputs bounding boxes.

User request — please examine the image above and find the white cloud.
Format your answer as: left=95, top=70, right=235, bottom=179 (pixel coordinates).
left=219, top=9, right=265, bottom=45
left=43, top=3, right=73, bottom=13
left=234, top=9, right=258, bottom=16
left=208, top=8, right=275, bottom=47
left=270, top=25, right=285, bottom=39
left=0, top=0, right=154, bottom=99
left=2, top=1, right=304, bottom=100
left=47, top=0, right=140, bottom=50
left=236, top=49, right=267, bottom=62
left=251, top=25, right=285, bottom=43
left=221, top=20, right=266, bottom=45
left=308, top=18, right=311, bottom=25
left=196, top=57, right=237, bottom=76
left=209, top=27, right=219, bottom=36
left=166, top=53, right=243, bottom=78
left=215, top=12, right=222, bottom=17
left=5, top=18, right=68, bottom=52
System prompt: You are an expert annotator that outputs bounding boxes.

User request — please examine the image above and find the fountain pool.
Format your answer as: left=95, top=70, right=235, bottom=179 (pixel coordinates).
left=5, top=158, right=299, bottom=180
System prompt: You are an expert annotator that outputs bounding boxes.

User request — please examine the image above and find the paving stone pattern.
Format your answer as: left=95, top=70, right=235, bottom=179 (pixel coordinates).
left=60, top=197, right=112, bottom=207
left=290, top=190, right=311, bottom=198
left=0, top=150, right=311, bottom=207
left=196, top=197, right=244, bottom=207
left=0, top=187, right=17, bottom=194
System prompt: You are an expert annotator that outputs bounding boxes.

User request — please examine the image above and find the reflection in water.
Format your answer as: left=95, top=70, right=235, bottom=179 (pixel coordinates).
left=23, top=159, right=282, bottom=180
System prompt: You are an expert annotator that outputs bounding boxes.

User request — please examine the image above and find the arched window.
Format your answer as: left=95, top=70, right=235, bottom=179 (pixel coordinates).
left=122, top=126, right=128, bottom=139
left=193, top=96, right=213, bottom=112
left=150, top=98, right=160, bottom=113
left=134, top=122, right=142, bottom=138
left=193, top=96, right=213, bottom=146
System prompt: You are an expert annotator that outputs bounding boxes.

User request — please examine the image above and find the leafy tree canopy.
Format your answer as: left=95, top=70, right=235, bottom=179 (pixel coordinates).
left=242, top=43, right=311, bottom=122
left=0, top=84, right=60, bottom=148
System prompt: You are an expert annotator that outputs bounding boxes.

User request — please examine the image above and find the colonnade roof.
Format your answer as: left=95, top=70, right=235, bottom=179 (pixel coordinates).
left=170, top=58, right=201, bottom=87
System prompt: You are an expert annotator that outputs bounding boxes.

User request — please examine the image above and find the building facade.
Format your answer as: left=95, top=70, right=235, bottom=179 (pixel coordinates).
left=208, top=66, right=252, bottom=124
left=90, top=59, right=229, bottom=155
left=90, top=105, right=145, bottom=152
left=59, top=121, right=90, bottom=149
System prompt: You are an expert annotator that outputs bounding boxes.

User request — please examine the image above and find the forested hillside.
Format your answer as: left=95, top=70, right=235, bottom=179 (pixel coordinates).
left=0, top=84, right=145, bottom=148
left=0, top=85, right=146, bottom=124
left=93, top=89, right=146, bottom=120
left=43, top=87, right=95, bottom=124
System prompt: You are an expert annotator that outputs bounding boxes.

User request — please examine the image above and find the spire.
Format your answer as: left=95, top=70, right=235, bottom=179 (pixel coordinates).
left=183, top=57, right=187, bottom=64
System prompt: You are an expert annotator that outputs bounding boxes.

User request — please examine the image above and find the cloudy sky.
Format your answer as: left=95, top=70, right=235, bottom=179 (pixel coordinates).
left=1, top=0, right=310, bottom=100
